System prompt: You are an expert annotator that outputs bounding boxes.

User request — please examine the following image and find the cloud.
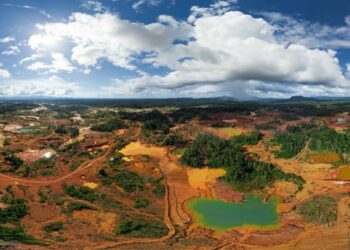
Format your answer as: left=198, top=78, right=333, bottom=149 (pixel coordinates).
left=0, top=76, right=79, bottom=97
left=106, top=11, right=347, bottom=95
left=27, top=3, right=350, bottom=98
left=19, top=54, right=44, bottom=64
left=2, top=45, right=20, bottom=56
left=188, top=0, right=238, bottom=22
left=0, top=36, right=15, bottom=43
left=26, top=53, right=76, bottom=73
left=29, top=12, right=192, bottom=70
left=81, top=0, right=107, bottom=12
left=28, top=34, right=62, bottom=50
left=3, top=4, right=51, bottom=18
left=346, top=16, right=350, bottom=26
left=0, top=67, right=10, bottom=79
left=259, top=11, right=350, bottom=49
left=132, top=0, right=161, bottom=12
left=248, top=81, right=350, bottom=98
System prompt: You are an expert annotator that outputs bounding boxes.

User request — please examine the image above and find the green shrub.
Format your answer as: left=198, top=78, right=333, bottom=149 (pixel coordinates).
left=55, top=125, right=68, bottom=135
left=299, top=196, right=337, bottom=224
left=4, top=155, right=23, bottom=172
left=70, top=127, right=79, bottom=137
left=63, top=185, right=97, bottom=202
left=66, top=202, right=95, bottom=214
left=163, top=134, right=187, bottom=147
left=43, top=222, right=64, bottom=233
left=115, top=218, right=167, bottom=238
left=134, top=199, right=150, bottom=209
left=231, top=131, right=262, bottom=145
left=152, top=180, right=165, bottom=196
left=0, top=198, right=28, bottom=223
left=113, top=171, right=143, bottom=192
left=0, top=225, right=44, bottom=245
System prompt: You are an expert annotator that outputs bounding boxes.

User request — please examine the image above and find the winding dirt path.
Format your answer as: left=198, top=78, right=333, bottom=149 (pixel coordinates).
left=0, top=143, right=113, bottom=186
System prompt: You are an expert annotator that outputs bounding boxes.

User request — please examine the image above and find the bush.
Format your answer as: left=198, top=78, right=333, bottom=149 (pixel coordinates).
left=113, top=171, right=143, bottom=192
left=163, top=134, right=187, bottom=147
left=70, top=127, right=79, bottom=137
left=299, top=196, right=337, bottom=224
left=4, top=155, right=23, bottom=172
left=63, top=185, right=97, bottom=202
left=43, top=222, right=64, bottom=233
left=0, top=197, right=28, bottom=223
left=115, top=218, right=167, bottom=238
left=0, top=225, right=43, bottom=245
left=134, top=199, right=150, bottom=209
left=66, top=202, right=95, bottom=214
left=55, top=125, right=68, bottom=135
left=152, top=180, right=165, bottom=196
left=231, top=131, right=262, bottom=145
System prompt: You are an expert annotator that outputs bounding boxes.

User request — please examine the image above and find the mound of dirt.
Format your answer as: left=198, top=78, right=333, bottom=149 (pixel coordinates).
left=30, top=203, right=57, bottom=222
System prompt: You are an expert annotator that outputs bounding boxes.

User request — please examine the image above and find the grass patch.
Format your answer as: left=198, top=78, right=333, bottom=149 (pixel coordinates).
left=115, top=217, right=167, bottom=238
left=97, top=194, right=124, bottom=211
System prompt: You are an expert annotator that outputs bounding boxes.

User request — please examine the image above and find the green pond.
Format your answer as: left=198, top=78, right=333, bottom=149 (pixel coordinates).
left=17, top=128, right=34, bottom=134
left=188, top=195, right=280, bottom=231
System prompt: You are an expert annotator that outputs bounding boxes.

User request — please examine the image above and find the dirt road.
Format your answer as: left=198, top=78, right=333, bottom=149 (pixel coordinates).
left=0, top=143, right=113, bottom=186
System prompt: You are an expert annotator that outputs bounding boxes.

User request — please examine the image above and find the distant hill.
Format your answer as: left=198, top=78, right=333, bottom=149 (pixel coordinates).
left=286, top=96, right=319, bottom=102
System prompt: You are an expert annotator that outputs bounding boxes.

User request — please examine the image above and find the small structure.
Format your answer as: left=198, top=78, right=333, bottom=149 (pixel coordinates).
left=17, top=149, right=56, bottom=163
left=31, top=106, right=48, bottom=113
left=4, top=124, right=23, bottom=133
left=336, top=117, right=346, bottom=124
left=71, top=114, right=84, bottom=123
left=43, top=152, right=54, bottom=159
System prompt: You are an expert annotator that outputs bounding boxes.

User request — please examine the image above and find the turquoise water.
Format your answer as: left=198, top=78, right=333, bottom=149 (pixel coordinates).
left=188, top=195, right=279, bottom=231
left=17, top=128, right=34, bottom=134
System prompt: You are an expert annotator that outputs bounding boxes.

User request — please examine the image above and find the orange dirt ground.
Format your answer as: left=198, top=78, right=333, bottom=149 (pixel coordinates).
left=2, top=125, right=350, bottom=249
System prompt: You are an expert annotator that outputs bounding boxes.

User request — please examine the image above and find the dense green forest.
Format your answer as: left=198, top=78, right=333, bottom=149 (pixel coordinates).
left=91, top=118, right=127, bottom=132
left=180, top=134, right=304, bottom=192
left=273, top=123, right=350, bottom=159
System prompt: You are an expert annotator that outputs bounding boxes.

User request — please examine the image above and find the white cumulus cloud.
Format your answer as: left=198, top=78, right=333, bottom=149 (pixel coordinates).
left=27, top=53, right=76, bottom=73
left=26, top=3, right=350, bottom=98
left=2, top=45, right=21, bottom=56
left=0, top=36, right=15, bottom=43
left=132, top=0, right=161, bottom=12
left=0, top=68, right=10, bottom=79
left=0, top=76, right=80, bottom=97
left=81, top=0, right=106, bottom=12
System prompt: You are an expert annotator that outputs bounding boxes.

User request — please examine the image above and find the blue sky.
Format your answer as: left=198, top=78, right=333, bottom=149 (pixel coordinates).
left=0, top=0, right=349, bottom=98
